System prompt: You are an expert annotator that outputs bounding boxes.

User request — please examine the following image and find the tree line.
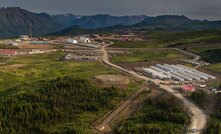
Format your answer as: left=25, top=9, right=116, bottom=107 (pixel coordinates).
left=0, top=76, right=120, bottom=133
left=114, top=95, right=189, bottom=134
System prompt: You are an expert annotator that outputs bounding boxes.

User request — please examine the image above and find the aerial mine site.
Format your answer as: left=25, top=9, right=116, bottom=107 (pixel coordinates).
left=0, top=1, right=221, bottom=134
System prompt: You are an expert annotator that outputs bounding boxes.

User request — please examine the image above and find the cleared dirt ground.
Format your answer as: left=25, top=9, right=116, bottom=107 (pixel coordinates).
left=94, top=74, right=130, bottom=86
left=19, top=44, right=55, bottom=49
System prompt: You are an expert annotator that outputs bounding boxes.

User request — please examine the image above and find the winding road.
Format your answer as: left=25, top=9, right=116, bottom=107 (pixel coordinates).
left=96, top=42, right=207, bottom=134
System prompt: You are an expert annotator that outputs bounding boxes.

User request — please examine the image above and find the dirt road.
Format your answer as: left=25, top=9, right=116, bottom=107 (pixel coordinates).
left=95, top=85, right=147, bottom=132
left=96, top=42, right=207, bottom=134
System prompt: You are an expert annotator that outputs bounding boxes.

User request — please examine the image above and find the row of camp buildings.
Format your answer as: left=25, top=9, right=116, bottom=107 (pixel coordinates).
left=143, top=64, right=215, bottom=82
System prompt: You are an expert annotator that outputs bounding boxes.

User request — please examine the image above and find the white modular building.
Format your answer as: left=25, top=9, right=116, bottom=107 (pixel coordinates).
left=80, top=37, right=91, bottom=43
left=143, top=68, right=169, bottom=80
left=67, top=38, right=78, bottom=44
left=156, top=64, right=174, bottom=72
left=163, top=64, right=181, bottom=72
left=143, top=64, right=215, bottom=82
left=186, top=71, right=209, bottom=80
left=192, top=70, right=216, bottom=79
left=177, top=64, right=215, bottom=80
left=168, top=74, right=185, bottom=82
left=150, top=66, right=171, bottom=78
left=150, top=66, right=166, bottom=73
left=179, top=71, right=201, bottom=80
left=20, top=35, right=30, bottom=41
left=171, top=72, right=193, bottom=81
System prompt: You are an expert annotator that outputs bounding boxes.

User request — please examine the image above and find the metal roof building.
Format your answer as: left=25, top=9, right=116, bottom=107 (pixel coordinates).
left=143, top=68, right=169, bottom=80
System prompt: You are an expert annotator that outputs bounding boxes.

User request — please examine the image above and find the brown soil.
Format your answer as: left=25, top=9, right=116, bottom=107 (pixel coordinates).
left=19, top=45, right=55, bottom=49
left=94, top=74, right=130, bottom=86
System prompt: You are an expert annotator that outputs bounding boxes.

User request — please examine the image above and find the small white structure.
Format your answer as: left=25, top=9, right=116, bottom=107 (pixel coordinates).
left=12, top=43, right=18, bottom=46
left=80, top=37, right=91, bottom=43
left=20, top=35, right=30, bottom=41
left=199, top=84, right=206, bottom=88
left=67, top=38, right=78, bottom=44
left=14, top=39, right=22, bottom=42
left=29, top=50, right=45, bottom=54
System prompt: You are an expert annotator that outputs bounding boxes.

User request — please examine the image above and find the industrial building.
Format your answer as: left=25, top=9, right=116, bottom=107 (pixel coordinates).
left=66, top=37, right=100, bottom=48
left=80, top=37, right=91, bottom=43
left=78, top=43, right=101, bottom=48
left=0, top=49, right=17, bottom=56
left=64, top=53, right=100, bottom=61
left=67, top=38, right=78, bottom=44
left=20, top=35, right=30, bottom=41
left=143, top=68, right=169, bottom=80
left=142, top=64, right=216, bottom=82
left=30, top=41, right=50, bottom=45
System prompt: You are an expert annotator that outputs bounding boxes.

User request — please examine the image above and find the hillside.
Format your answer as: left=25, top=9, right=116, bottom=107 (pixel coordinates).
left=50, top=25, right=98, bottom=36
left=0, top=7, right=63, bottom=38
left=130, top=15, right=221, bottom=31
left=1, top=7, right=221, bottom=38
left=51, top=14, right=82, bottom=28
left=51, top=15, right=221, bottom=36
left=52, top=14, right=147, bottom=29
left=0, top=77, right=121, bottom=133
left=0, top=8, right=147, bottom=38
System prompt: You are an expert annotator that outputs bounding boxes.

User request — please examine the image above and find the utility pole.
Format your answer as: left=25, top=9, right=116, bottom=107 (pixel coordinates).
left=29, top=24, right=32, bottom=38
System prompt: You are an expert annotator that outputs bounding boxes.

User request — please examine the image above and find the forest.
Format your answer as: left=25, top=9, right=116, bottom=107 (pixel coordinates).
left=0, top=76, right=121, bottom=133
left=190, top=90, right=208, bottom=108
left=200, top=49, right=221, bottom=63
left=205, top=91, right=221, bottom=134
left=114, top=95, right=189, bottom=134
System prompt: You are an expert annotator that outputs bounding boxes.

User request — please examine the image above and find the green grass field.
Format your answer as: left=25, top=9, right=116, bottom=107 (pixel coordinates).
left=110, top=30, right=221, bottom=48
left=207, top=63, right=221, bottom=73
left=0, top=52, right=118, bottom=91
left=111, top=50, right=184, bottom=64
left=110, top=41, right=160, bottom=48
left=206, top=63, right=221, bottom=87
left=0, top=52, right=143, bottom=133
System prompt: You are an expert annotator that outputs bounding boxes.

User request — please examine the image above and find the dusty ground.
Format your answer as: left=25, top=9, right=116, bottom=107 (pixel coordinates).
left=19, top=44, right=55, bottom=49
left=94, top=74, right=131, bottom=86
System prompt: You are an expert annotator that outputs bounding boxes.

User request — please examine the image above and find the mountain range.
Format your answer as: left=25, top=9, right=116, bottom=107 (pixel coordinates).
left=0, top=7, right=221, bottom=38
left=0, top=7, right=147, bottom=38
left=130, top=15, right=221, bottom=31
left=51, top=14, right=147, bottom=29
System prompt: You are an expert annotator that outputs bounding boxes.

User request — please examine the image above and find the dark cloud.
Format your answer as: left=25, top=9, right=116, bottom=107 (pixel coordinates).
left=1, top=0, right=221, bottom=20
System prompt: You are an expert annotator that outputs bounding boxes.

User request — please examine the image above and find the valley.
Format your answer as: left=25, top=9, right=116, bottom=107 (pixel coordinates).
left=0, top=6, right=220, bottom=134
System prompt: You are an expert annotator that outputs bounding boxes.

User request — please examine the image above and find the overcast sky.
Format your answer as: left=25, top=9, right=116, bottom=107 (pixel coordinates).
left=1, top=0, right=221, bottom=20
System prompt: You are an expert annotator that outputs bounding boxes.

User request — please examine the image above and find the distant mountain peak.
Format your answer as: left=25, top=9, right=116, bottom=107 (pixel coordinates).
left=0, top=7, right=62, bottom=38
left=51, top=13, right=147, bottom=29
